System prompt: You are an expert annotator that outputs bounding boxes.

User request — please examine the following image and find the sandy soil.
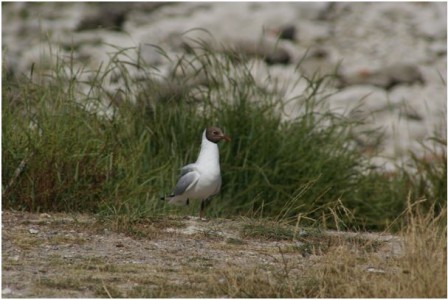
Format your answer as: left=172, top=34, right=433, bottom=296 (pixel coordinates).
left=2, top=210, right=402, bottom=298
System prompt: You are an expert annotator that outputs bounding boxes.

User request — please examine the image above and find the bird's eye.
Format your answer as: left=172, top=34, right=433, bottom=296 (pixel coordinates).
left=213, top=131, right=218, bottom=135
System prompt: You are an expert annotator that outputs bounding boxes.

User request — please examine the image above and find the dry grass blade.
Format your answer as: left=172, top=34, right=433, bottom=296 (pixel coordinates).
left=304, top=199, right=446, bottom=298
left=2, top=149, right=34, bottom=197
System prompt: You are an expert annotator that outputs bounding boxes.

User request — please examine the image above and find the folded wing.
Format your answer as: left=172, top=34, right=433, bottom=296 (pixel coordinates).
left=167, top=165, right=200, bottom=205
left=173, top=170, right=199, bottom=196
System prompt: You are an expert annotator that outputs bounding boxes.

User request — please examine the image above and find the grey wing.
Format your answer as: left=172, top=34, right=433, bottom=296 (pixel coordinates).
left=180, top=163, right=197, bottom=177
left=172, top=170, right=199, bottom=196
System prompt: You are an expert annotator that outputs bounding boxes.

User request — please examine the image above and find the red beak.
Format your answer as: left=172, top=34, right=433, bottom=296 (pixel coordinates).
left=221, top=135, right=231, bottom=142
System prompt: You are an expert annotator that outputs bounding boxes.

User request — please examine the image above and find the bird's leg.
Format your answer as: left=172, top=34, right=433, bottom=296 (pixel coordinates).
left=199, top=199, right=205, bottom=219
left=199, top=198, right=212, bottom=219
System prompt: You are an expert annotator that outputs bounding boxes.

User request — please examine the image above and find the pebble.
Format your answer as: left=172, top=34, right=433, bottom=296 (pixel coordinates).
left=2, top=288, right=12, bottom=295
left=276, top=25, right=296, bottom=41
left=28, top=228, right=39, bottom=234
left=338, top=63, right=424, bottom=89
left=76, top=3, right=129, bottom=32
left=10, top=255, right=20, bottom=261
left=366, top=266, right=386, bottom=274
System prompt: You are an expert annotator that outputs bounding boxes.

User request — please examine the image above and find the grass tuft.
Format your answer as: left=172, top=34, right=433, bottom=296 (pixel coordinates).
left=305, top=199, right=446, bottom=298
left=2, top=40, right=446, bottom=231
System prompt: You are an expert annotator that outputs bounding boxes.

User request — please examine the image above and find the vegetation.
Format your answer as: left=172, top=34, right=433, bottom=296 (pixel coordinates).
left=3, top=199, right=446, bottom=298
left=2, top=42, right=446, bottom=233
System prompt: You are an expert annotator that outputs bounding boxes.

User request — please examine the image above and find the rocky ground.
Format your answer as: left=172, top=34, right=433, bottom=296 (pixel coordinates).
left=2, top=2, right=447, bottom=170
left=2, top=210, right=403, bottom=298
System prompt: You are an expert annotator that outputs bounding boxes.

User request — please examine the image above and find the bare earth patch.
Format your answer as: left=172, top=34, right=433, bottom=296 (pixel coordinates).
left=2, top=210, right=404, bottom=297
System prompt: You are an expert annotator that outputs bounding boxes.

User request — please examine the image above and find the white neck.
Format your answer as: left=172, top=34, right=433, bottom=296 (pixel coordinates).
left=196, top=129, right=220, bottom=170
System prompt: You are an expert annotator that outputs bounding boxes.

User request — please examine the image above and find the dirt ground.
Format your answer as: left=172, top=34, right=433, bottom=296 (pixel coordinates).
left=2, top=210, right=403, bottom=298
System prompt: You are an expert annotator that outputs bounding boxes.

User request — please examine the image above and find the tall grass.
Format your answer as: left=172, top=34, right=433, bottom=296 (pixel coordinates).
left=303, top=199, right=447, bottom=298
left=2, top=42, right=446, bottom=230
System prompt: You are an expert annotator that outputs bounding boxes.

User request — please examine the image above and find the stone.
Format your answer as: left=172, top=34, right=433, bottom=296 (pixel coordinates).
left=428, top=41, right=447, bottom=57
left=2, top=288, right=12, bottom=295
left=327, top=85, right=389, bottom=116
left=296, top=20, right=331, bottom=43
left=366, top=267, right=386, bottom=274
left=339, top=63, right=424, bottom=90
left=295, top=2, right=334, bottom=20
left=76, top=3, right=130, bottom=31
left=298, top=47, right=340, bottom=79
left=414, top=4, right=447, bottom=40
left=29, top=228, right=39, bottom=234
left=277, top=25, right=296, bottom=41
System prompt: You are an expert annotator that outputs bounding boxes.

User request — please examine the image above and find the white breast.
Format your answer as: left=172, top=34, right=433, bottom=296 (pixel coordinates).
left=186, top=130, right=222, bottom=200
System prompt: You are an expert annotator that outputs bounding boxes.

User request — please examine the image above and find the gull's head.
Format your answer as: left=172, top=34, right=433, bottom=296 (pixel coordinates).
left=205, top=127, right=231, bottom=143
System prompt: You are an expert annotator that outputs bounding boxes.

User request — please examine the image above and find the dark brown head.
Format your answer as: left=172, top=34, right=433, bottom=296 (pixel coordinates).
left=205, top=127, right=231, bottom=144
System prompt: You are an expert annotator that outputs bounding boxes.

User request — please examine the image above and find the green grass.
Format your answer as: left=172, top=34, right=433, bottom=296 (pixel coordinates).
left=240, top=220, right=297, bottom=241
left=2, top=41, right=446, bottom=231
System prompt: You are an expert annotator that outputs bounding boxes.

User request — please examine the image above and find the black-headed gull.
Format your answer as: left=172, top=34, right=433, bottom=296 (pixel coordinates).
left=162, top=127, right=230, bottom=218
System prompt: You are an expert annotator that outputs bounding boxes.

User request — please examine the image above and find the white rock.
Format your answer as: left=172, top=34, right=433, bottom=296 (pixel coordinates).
left=10, top=255, right=20, bottom=261
left=2, top=288, right=12, bottom=295
left=366, top=266, right=386, bottom=274
left=29, top=228, right=39, bottom=234
left=296, top=20, right=331, bottom=44
left=327, top=85, right=389, bottom=116
left=414, top=4, right=447, bottom=39
left=294, top=2, right=331, bottom=20
left=428, top=42, right=447, bottom=57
